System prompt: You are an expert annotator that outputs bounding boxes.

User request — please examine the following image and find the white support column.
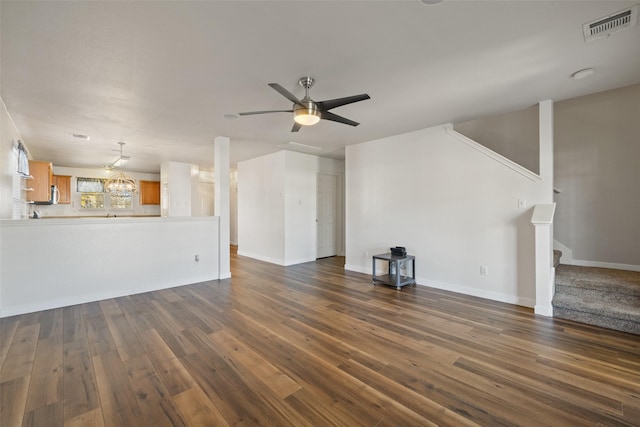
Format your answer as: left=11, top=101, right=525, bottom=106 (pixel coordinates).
left=214, top=136, right=231, bottom=279
left=533, top=100, right=555, bottom=316
left=539, top=100, right=554, bottom=202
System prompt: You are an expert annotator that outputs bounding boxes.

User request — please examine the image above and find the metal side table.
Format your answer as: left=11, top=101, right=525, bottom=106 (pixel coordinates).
left=372, top=253, right=416, bottom=290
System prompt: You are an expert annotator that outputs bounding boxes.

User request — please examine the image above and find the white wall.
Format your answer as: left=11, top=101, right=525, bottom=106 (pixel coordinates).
left=230, top=170, right=238, bottom=245
left=0, top=216, right=220, bottom=317
left=454, top=105, right=540, bottom=174
left=161, top=161, right=194, bottom=216
left=33, top=165, right=161, bottom=217
left=0, top=98, right=24, bottom=219
left=284, top=151, right=317, bottom=265
left=318, top=157, right=346, bottom=256
left=238, top=151, right=286, bottom=264
left=345, top=124, right=549, bottom=307
left=554, top=84, right=640, bottom=269
left=237, top=150, right=345, bottom=266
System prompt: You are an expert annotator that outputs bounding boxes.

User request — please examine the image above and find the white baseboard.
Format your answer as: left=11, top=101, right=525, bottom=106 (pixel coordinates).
left=569, top=259, right=640, bottom=272
left=237, top=250, right=285, bottom=266
left=344, top=264, right=534, bottom=308
left=418, top=277, right=535, bottom=308
left=0, top=275, right=218, bottom=318
left=237, top=251, right=315, bottom=267
left=535, top=304, right=554, bottom=317
left=345, top=264, right=370, bottom=274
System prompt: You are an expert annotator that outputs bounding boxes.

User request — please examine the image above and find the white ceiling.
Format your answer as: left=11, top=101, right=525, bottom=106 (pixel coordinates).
left=2, top=1, right=639, bottom=173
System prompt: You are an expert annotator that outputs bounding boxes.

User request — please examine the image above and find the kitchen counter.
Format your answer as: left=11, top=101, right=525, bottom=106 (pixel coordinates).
left=35, top=215, right=161, bottom=219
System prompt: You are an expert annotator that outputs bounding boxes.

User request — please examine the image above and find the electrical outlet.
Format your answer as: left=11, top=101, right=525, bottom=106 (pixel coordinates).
left=480, top=266, right=488, bottom=276
left=518, top=198, right=527, bottom=208
left=195, top=254, right=199, bottom=262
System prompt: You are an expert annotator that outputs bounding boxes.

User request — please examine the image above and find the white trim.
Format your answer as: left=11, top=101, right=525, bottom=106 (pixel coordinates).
left=418, top=277, right=535, bottom=308
left=535, top=304, right=554, bottom=317
left=569, top=259, right=640, bottom=272
left=553, top=240, right=573, bottom=264
left=237, top=250, right=285, bottom=266
left=345, top=264, right=369, bottom=274
left=0, top=277, right=216, bottom=318
left=238, top=250, right=316, bottom=267
left=444, top=124, right=542, bottom=182
left=344, top=264, right=535, bottom=308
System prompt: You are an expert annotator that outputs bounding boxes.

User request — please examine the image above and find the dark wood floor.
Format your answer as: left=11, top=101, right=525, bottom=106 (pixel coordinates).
left=2, top=249, right=640, bottom=426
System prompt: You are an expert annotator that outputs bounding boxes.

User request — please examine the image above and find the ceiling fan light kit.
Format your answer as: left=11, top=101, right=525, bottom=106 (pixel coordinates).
left=293, top=103, right=321, bottom=126
left=238, top=76, right=370, bottom=132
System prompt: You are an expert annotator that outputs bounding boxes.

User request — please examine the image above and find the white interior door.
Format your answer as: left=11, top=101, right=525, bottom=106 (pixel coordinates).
left=317, top=173, right=338, bottom=258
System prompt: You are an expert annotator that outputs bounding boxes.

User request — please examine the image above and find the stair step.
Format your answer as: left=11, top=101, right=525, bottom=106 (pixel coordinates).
left=553, top=293, right=640, bottom=323
left=555, top=264, right=640, bottom=296
left=553, top=264, right=640, bottom=335
left=553, top=307, right=640, bottom=335
left=554, top=283, right=640, bottom=305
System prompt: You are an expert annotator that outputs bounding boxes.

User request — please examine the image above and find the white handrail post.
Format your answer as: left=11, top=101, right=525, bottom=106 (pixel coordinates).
left=532, top=203, right=556, bottom=316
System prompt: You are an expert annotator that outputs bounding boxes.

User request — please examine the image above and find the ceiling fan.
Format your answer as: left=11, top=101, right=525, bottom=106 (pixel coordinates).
left=238, top=77, right=370, bottom=132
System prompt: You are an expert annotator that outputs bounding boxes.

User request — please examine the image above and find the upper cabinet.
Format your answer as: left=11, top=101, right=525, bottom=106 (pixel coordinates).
left=26, top=160, right=53, bottom=203
left=139, top=180, right=161, bottom=205
left=53, top=175, right=71, bottom=204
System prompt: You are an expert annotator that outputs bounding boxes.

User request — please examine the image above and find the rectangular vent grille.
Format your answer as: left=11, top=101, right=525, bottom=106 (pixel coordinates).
left=583, top=5, right=638, bottom=41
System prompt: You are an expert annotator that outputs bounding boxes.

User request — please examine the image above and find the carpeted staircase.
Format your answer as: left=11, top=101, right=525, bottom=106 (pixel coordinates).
left=552, top=263, right=640, bottom=335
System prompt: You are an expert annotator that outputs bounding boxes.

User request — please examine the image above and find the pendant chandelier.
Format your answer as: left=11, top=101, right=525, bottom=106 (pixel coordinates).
left=104, top=142, right=137, bottom=196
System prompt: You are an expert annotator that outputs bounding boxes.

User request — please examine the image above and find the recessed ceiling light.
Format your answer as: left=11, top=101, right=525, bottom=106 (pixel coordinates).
left=278, top=141, right=322, bottom=151
left=572, top=68, right=595, bottom=80
left=71, top=133, right=90, bottom=141
left=419, top=0, right=446, bottom=5
left=224, top=114, right=239, bottom=120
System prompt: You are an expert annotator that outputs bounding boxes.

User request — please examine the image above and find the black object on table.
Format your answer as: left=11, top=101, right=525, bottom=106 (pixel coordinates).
left=372, top=253, right=416, bottom=290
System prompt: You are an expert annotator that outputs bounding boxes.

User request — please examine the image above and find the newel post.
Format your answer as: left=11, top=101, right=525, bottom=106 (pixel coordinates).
left=532, top=203, right=556, bottom=316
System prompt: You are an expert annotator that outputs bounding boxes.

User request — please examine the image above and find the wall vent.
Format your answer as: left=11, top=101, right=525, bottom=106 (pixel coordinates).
left=583, top=5, right=638, bottom=42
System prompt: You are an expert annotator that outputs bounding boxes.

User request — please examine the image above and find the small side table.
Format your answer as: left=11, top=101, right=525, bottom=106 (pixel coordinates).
left=372, top=253, right=416, bottom=290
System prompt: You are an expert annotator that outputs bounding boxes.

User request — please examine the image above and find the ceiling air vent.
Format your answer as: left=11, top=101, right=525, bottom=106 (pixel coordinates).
left=583, top=5, right=638, bottom=42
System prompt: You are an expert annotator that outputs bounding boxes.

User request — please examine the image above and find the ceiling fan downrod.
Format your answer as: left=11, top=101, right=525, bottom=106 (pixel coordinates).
left=298, top=77, right=315, bottom=101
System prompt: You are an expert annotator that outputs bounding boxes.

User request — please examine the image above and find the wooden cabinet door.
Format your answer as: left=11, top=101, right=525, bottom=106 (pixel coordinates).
left=26, top=161, right=52, bottom=202
left=139, top=180, right=161, bottom=205
left=53, top=175, right=71, bottom=204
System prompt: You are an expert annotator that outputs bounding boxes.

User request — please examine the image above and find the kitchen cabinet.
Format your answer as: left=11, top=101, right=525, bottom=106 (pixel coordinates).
left=26, top=160, right=53, bottom=203
left=53, top=175, right=71, bottom=204
left=139, top=180, right=161, bottom=205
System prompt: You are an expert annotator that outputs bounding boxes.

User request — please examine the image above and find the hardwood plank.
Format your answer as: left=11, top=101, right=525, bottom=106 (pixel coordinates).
left=64, top=408, right=105, bottom=427
left=0, top=376, right=30, bottom=427
left=82, top=303, right=116, bottom=357
left=92, top=351, right=142, bottom=427
left=1, top=324, right=40, bottom=382
left=0, top=318, right=20, bottom=368
left=137, top=329, right=197, bottom=397
left=24, top=336, right=63, bottom=413
left=21, top=401, right=63, bottom=427
left=102, top=312, right=144, bottom=362
left=208, top=329, right=301, bottom=399
left=172, top=387, right=228, bottom=427
left=123, top=354, right=187, bottom=427
left=63, top=351, right=100, bottom=422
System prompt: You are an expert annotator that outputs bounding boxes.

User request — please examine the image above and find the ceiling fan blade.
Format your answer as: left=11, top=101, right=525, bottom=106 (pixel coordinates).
left=321, top=111, right=359, bottom=127
left=316, top=94, right=370, bottom=111
left=238, top=109, right=293, bottom=116
left=291, top=122, right=302, bottom=132
left=268, top=83, right=305, bottom=107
